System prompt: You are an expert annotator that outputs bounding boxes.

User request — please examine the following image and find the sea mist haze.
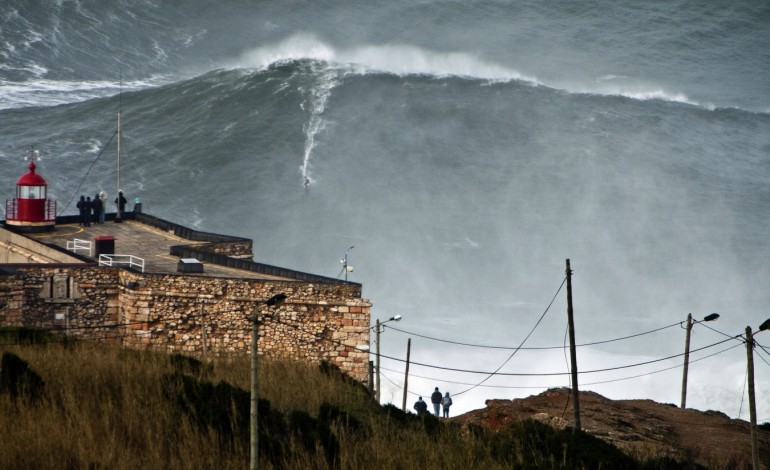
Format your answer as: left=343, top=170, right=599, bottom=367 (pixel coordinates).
left=1, top=0, right=769, bottom=418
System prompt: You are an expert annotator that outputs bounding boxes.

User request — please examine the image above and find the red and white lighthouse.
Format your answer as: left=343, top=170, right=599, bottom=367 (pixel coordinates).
left=4, top=150, right=56, bottom=232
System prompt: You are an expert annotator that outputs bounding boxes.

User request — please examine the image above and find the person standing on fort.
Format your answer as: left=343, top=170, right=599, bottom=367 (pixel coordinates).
left=413, top=396, right=428, bottom=416
left=98, top=191, right=107, bottom=223
left=76, top=195, right=87, bottom=226
left=84, top=196, right=93, bottom=227
left=431, top=387, right=442, bottom=417
left=91, top=193, right=102, bottom=224
left=115, top=190, right=127, bottom=220
left=441, top=392, right=453, bottom=418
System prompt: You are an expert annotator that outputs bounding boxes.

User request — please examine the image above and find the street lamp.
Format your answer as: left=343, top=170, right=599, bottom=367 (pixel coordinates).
left=746, top=318, right=770, bottom=470
left=250, top=292, right=286, bottom=470
left=375, top=315, right=402, bottom=402
left=681, top=312, right=719, bottom=409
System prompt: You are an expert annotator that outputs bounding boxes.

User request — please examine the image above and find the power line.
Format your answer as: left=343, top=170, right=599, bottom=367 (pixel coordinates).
left=376, top=334, right=741, bottom=377
left=386, top=320, right=685, bottom=350
left=738, top=364, right=748, bottom=420
left=58, top=130, right=118, bottom=216
left=699, top=322, right=746, bottom=343
left=452, top=276, right=567, bottom=397
left=581, top=343, right=742, bottom=386
left=380, top=342, right=742, bottom=391
left=379, top=366, right=549, bottom=389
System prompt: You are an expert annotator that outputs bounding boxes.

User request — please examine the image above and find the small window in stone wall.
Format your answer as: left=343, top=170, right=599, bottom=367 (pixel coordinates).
left=41, top=275, right=80, bottom=300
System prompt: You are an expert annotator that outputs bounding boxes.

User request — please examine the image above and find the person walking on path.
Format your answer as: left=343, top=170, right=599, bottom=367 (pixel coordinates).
left=98, top=191, right=107, bottom=223
left=115, top=190, right=127, bottom=221
left=413, top=396, right=428, bottom=416
left=431, top=387, right=442, bottom=417
left=76, top=196, right=87, bottom=226
left=92, top=193, right=102, bottom=224
left=441, top=392, right=453, bottom=418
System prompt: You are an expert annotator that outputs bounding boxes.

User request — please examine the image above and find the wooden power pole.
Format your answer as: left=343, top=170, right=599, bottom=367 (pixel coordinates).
left=565, top=259, right=581, bottom=432
left=368, top=361, right=374, bottom=397
left=375, top=319, right=381, bottom=402
left=402, top=338, right=411, bottom=411
left=681, top=313, right=693, bottom=408
left=745, top=326, right=760, bottom=470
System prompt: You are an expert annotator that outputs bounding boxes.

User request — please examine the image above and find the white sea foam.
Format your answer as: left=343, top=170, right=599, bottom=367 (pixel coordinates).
left=0, top=62, right=48, bottom=78
left=230, top=34, right=542, bottom=86
left=0, top=76, right=169, bottom=111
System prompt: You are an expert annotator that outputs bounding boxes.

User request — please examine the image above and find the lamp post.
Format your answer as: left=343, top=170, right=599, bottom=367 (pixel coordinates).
left=746, top=318, right=770, bottom=470
left=680, top=312, right=720, bottom=409
left=250, top=292, right=286, bottom=470
left=375, top=315, right=401, bottom=402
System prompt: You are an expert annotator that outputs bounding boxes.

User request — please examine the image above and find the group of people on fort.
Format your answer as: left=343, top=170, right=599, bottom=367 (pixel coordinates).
left=413, top=386, right=453, bottom=418
left=76, top=190, right=140, bottom=226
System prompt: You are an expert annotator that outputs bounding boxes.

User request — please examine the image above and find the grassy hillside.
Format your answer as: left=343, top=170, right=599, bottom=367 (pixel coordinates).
left=0, top=332, right=701, bottom=469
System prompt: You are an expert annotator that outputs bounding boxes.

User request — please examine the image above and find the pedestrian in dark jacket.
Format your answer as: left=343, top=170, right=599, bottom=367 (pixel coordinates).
left=92, top=194, right=102, bottom=224
left=115, top=190, right=127, bottom=221
left=76, top=196, right=87, bottom=226
left=431, top=387, right=442, bottom=417
left=84, top=196, right=92, bottom=226
left=413, top=396, right=428, bottom=416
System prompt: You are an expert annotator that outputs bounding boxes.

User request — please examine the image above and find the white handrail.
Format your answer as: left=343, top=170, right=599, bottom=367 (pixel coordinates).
left=98, top=254, right=145, bottom=272
left=67, top=239, right=92, bottom=256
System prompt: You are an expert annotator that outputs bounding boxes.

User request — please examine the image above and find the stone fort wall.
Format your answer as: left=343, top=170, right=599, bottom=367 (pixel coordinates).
left=0, top=266, right=372, bottom=383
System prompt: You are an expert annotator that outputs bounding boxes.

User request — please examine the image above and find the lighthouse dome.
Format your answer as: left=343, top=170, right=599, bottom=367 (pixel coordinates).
left=16, top=162, right=47, bottom=186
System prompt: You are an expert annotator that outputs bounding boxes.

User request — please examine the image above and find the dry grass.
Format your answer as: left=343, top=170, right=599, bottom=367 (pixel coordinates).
left=0, top=340, right=695, bottom=469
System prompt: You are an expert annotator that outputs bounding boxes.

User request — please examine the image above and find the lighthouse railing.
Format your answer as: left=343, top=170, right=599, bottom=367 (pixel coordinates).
left=4, top=199, right=17, bottom=220
left=44, top=199, right=56, bottom=221
left=3, top=199, right=56, bottom=222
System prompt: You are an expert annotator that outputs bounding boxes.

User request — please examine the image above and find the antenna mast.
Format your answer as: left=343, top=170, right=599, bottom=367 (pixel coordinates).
left=340, top=245, right=355, bottom=281
left=117, top=71, right=122, bottom=202
left=114, top=70, right=123, bottom=222
left=117, top=110, right=121, bottom=196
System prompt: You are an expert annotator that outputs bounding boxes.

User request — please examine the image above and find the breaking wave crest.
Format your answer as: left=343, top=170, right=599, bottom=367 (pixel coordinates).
left=229, top=34, right=542, bottom=85
left=228, top=34, right=730, bottom=112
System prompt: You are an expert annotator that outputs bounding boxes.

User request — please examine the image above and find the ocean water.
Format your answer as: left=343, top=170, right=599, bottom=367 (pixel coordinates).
left=1, top=0, right=770, bottom=418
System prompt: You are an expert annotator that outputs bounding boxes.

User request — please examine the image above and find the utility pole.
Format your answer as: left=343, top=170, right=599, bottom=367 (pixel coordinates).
left=681, top=313, right=693, bottom=408
left=680, top=312, right=719, bottom=409
left=565, top=259, right=581, bottom=432
left=745, top=326, right=760, bottom=470
left=250, top=293, right=286, bottom=470
left=373, top=315, right=401, bottom=404
left=375, top=319, right=381, bottom=402
left=201, top=303, right=207, bottom=363
left=368, top=361, right=374, bottom=397
left=250, top=302, right=259, bottom=470
left=402, top=338, right=411, bottom=411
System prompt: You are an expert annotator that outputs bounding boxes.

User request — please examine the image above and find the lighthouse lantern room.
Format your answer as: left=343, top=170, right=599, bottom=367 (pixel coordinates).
left=4, top=149, right=56, bottom=232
